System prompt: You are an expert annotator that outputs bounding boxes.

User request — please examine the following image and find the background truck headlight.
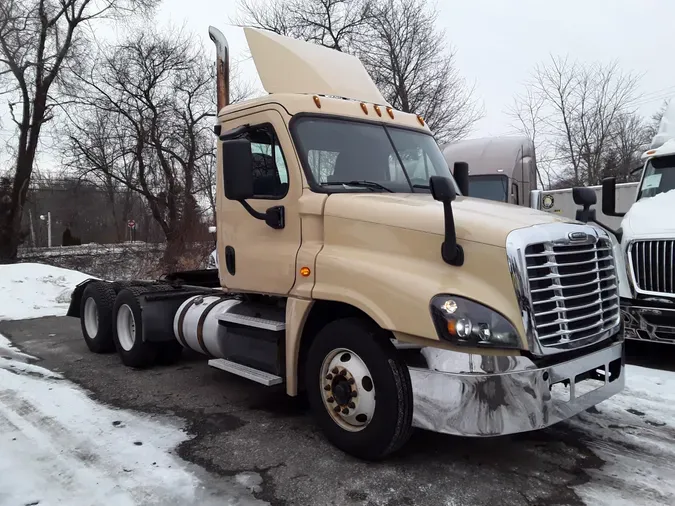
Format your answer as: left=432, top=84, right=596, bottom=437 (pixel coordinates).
left=430, top=295, right=521, bottom=348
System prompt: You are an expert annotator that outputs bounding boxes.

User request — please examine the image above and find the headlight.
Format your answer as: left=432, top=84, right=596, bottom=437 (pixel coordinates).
left=430, top=295, right=521, bottom=349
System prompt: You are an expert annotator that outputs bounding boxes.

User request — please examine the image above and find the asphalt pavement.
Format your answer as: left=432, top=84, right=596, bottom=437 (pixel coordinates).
left=1, top=316, right=672, bottom=506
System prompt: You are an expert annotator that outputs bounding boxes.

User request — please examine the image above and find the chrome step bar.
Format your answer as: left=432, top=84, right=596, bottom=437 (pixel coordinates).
left=208, top=358, right=283, bottom=386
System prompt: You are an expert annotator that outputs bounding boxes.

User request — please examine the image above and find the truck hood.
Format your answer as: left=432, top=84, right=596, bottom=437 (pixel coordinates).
left=323, top=193, right=573, bottom=247
left=621, top=189, right=675, bottom=242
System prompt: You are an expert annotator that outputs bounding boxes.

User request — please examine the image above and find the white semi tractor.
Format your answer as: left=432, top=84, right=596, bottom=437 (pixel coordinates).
left=599, top=102, right=675, bottom=344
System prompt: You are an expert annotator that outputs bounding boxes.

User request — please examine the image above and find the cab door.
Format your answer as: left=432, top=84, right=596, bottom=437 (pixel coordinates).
left=216, top=109, right=301, bottom=295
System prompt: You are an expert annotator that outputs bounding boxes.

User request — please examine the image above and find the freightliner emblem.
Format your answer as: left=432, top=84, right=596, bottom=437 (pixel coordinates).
left=568, top=232, right=588, bottom=242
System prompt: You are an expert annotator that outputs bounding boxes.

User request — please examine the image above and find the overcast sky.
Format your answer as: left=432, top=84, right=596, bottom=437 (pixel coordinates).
left=2, top=0, right=674, bottom=170
left=155, top=0, right=675, bottom=138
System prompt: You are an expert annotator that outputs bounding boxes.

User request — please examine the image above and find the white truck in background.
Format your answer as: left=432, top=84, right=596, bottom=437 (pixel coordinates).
left=599, top=101, right=675, bottom=344
left=532, top=182, right=637, bottom=231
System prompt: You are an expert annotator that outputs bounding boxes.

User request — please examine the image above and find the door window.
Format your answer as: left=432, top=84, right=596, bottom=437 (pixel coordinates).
left=243, top=125, right=289, bottom=199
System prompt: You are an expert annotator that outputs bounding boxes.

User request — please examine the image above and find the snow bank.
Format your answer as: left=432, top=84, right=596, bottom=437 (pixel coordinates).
left=571, top=365, right=675, bottom=505
left=0, top=263, right=93, bottom=321
left=0, top=332, right=265, bottom=506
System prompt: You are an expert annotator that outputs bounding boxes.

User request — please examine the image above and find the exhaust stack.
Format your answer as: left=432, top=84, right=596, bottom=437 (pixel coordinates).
left=208, top=26, right=230, bottom=111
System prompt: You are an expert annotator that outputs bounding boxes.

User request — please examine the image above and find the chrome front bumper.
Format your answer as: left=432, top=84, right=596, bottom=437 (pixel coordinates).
left=408, top=341, right=625, bottom=437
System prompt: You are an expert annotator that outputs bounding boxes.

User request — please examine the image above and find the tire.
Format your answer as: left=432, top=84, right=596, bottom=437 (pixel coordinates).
left=305, top=317, right=414, bottom=460
left=80, top=282, right=117, bottom=353
left=155, top=340, right=183, bottom=366
left=112, top=287, right=156, bottom=368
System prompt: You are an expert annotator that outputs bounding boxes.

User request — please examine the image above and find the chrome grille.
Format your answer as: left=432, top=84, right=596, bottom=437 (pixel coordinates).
left=629, top=240, right=675, bottom=296
left=524, top=237, right=620, bottom=349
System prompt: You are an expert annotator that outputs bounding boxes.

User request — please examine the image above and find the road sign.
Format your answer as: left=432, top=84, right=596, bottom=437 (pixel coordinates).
left=127, top=219, right=136, bottom=229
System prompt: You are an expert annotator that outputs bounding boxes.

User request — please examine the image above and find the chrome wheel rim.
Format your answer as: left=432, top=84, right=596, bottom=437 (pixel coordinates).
left=83, top=297, right=99, bottom=338
left=116, top=304, right=136, bottom=352
left=320, top=348, right=376, bottom=432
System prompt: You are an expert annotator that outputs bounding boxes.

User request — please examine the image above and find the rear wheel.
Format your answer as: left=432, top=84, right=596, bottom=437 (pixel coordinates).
left=80, top=282, right=116, bottom=353
left=112, top=287, right=156, bottom=368
left=305, top=317, right=414, bottom=460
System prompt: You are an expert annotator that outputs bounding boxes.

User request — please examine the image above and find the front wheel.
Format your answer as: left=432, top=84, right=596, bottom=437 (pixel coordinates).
left=305, top=317, right=414, bottom=460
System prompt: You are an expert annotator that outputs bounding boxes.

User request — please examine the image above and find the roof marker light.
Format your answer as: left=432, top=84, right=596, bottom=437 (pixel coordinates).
left=360, top=102, right=368, bottom=114
left=374, top=104, right=382, bottom=117
left=386, top=106, right=394, bottom=119
left=313, top=95, right=321, bottom=108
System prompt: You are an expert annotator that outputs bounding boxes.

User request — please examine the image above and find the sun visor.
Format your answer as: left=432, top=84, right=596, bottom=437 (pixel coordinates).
left=244, top=27, right=389, bottom=106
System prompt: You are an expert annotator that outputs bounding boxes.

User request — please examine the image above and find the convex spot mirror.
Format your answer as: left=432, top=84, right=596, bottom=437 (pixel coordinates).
left=222, top=138, right=254, bottom=201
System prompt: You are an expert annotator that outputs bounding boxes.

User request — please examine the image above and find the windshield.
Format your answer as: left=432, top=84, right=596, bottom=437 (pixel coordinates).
left=468, top=175, right=509, bottom=202
left=637, top=155, right=675, bottom=200
left=291, top=116, right=459, bottom=193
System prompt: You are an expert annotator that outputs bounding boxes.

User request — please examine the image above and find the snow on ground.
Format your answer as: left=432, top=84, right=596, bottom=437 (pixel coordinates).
left=570, top=365, right=675, bottom=506
left=0, top=263, right=93, bottom=320
left=0, top=264, right=265, bottom=505
left=0, top=334, right=265, bottom=506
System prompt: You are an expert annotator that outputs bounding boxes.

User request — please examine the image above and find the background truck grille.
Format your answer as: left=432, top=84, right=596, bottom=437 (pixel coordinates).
left=524, top=238, right=620, bottom=349
left=629, top=240, right=675, bottom=295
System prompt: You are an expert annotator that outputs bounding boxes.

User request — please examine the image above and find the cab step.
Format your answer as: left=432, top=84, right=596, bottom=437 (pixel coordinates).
left=216, top=303, right=285, bottom=331
left=208, top=358, right=283, bottom=386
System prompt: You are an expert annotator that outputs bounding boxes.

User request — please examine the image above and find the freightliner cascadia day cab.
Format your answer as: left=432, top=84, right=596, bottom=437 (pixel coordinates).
left=599, top=101, right=675, bottom=344
left=67, top=26, right=626, bottom=460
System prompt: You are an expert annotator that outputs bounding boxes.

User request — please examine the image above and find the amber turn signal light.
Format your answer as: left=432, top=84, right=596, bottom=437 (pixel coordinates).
left=300, top=266, right=311, bottom=277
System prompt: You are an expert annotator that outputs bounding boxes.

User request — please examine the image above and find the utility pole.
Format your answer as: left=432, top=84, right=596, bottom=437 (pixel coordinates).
left=39, top=212, right=52, bottom=248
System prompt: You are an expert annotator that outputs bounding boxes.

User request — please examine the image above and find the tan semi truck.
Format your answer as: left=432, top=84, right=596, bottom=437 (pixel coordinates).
left=67, top=26, right=625, bottom=460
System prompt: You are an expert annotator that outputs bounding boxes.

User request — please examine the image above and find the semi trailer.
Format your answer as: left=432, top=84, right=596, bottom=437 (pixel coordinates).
left=68, top=26, right=625, bottom=460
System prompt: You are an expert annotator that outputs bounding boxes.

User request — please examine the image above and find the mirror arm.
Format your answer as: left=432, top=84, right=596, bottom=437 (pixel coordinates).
left=439, top=199, right=464, bottom=266
left=590, top=218, right=622, bottom=243
left=239, top=201, right=285, bottom=230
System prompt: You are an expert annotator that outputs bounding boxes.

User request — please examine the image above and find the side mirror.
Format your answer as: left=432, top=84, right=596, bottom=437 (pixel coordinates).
left=602, top=177, right=626, bottom=217
left=453, top=162, right=469, bottom=196
left=222, top=138, right=254, bottom=201
left=429, top=176, right=463, bottom=266
left=572, top=187, right=596, bottom=223
left=221, top=137, right=285, bottom=229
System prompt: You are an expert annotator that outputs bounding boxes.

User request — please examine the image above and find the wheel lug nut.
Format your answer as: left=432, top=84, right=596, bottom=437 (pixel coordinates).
left=348, top=402, right=355, bottom=409
left=332, top=367, right=339, bottom=374
left=339, top=370, right=347, bottom=376
left=326, top=374, right=333, bottom=380
left=348, top=378, right=355, bottom=384
left=342, top=408, right=350, bottom=415
left=333, top=406, right=341, bottom=413
left=327, top=397, right=334, bottom=403
left=324, top=384, right=331, bottom=391
left=351, top=391, right=357, bottom=397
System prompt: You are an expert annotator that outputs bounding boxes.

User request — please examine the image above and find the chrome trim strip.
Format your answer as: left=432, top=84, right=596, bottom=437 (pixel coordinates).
left=628, top=239, right=675, bottom=298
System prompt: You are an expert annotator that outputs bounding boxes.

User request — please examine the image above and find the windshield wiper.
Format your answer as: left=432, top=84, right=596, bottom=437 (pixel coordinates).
left=322, top=180, right=394, bottom=193
left=413, top=183, right=430, bottom=189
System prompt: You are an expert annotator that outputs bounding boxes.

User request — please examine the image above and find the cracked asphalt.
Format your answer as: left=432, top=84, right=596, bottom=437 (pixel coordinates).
left=1, top=316, right=673, bottom=506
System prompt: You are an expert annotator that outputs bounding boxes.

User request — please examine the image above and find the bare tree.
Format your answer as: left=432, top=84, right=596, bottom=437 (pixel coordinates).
left=510, top=55, right=644, bottom=187
left=237, top=0, right=372, bottom=51
left=236, top=0, right=482, bottom=143
left=66, top=28, right=216, bottom=269
left=0, top=0, right=157, bottom=262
